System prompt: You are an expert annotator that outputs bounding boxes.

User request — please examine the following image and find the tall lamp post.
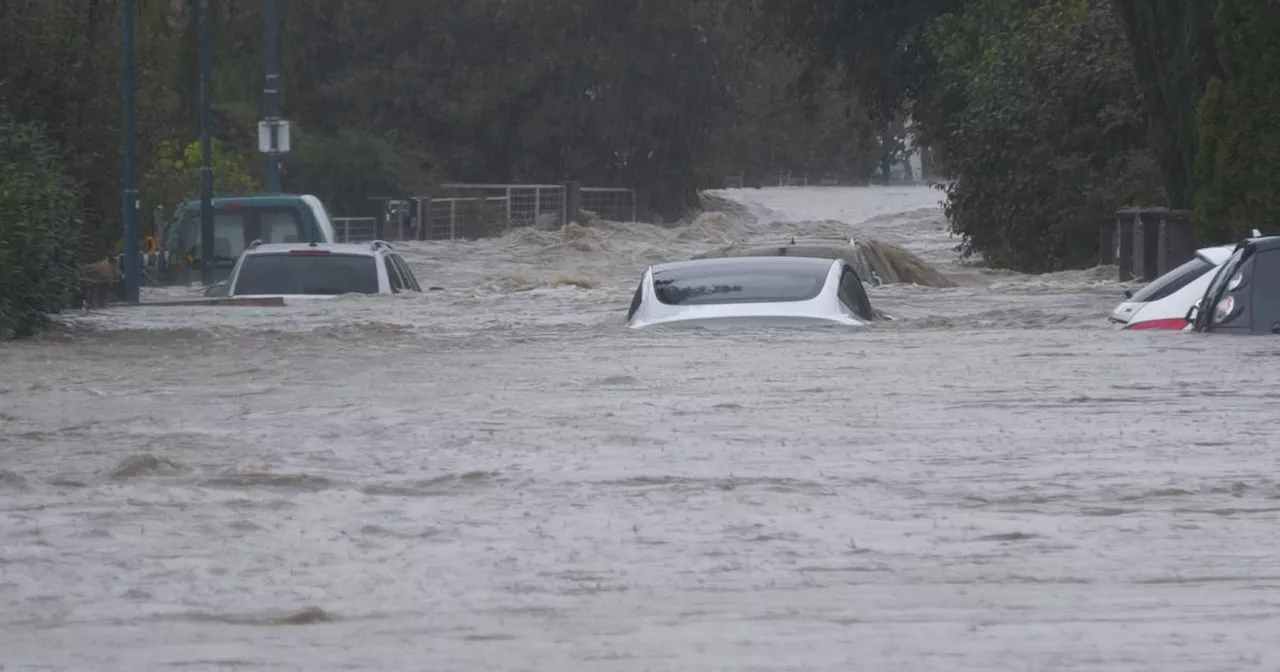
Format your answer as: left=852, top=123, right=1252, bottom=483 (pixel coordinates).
left=122, top=0, right=140, bottom=303
left=260, top=0, right=290, bottom=192
left=198, top=0, right=215, bottom=286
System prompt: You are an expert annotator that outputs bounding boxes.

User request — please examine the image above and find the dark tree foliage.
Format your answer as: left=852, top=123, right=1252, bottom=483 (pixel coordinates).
left=754, top=0, right=960, bottom=124
left=1194, top=0, right=1280, bottom=242
left=1110, top=0, right=1220, bottom=212
left=930, top=0, right=1164, bottom=272
left=0, top=113, right=85, bottom=341
left=1, top=0, right=889, bottom=255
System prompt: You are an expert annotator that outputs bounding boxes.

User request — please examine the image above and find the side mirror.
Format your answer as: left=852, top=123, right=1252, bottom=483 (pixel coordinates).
left=1185, top=297, right=1202, bottom=323
left=1124, top=289, right=1134, bottom=299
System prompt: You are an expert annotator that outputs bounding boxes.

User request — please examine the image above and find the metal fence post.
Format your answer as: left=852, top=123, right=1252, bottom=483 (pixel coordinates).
left=563, top=181, right=581, bottom=226
left=505, top=187, right=512, bottom=226
left=534, top=186, right=542, bottom=225
left=343, top=219, right=350, bottom=243
left=420, top=197, right=432, bottom=241
left=449, top=200, right=457, bottom=241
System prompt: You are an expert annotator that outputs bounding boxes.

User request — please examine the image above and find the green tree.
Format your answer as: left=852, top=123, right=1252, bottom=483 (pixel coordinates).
left=930, top=0, right=1163, bottom=271
left=1193, top=0, right=1280, bottom=242
left=0, top=113, right=84, bottom=341
left=1110, top=0, right=1220, bottom=213
left=141, top=138, right=260, bottom=227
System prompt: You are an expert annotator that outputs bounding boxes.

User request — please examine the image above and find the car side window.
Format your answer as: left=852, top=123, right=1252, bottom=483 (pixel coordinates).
left=383, top=255, right=404, bottom=293
left=838, top=266, right=873, bottom=319
left=391, top=254, right=421, bottom=292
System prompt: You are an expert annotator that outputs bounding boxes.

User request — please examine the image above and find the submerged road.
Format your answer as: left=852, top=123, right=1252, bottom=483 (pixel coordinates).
left=2, top=186, right=1278, bottom=671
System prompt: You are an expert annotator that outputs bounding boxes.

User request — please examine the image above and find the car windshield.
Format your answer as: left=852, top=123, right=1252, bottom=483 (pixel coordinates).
left=652, top=266, right=827, bottom=305
left=1130, top=255, right=1215, bottom=302
left=231, top=252, right=379, bottom=295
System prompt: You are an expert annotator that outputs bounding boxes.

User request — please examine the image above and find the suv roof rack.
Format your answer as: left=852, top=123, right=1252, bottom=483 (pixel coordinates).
left=370, top=240, right=394, bottom=252
left=247, top=238, right=266, bottom=250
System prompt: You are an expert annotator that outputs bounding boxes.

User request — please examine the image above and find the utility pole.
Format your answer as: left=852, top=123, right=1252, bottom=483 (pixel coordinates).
left=122, top=0, right=140, bottom=303
left=259, top=0, right=290, bottom=192
left=265, top=0, right=281, bottom=192
left=198, top=0, right=215, bottom=286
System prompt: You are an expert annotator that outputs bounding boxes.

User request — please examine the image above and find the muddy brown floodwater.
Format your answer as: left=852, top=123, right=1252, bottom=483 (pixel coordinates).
left=3, top=186, right=1279, bottom=671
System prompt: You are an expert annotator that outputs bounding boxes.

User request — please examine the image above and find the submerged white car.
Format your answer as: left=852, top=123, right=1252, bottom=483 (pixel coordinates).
left=626, top=256, right=875, bottom=329
left=220, top=241, right=422, bottom=301
left=1109, top=244, right=1234, bottom=330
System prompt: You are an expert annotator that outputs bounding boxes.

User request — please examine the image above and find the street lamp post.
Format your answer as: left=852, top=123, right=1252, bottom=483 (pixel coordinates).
left=198, top=0, right=215, bottom=286
left=265, top=0, right=281, bottom=192
left=260, top=0, right=290, bottom=192
left=122, top=0, right=140, bottom=304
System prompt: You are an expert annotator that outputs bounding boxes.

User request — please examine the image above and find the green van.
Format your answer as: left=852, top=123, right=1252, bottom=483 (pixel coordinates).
left=157, top=194, right=339, bottom=285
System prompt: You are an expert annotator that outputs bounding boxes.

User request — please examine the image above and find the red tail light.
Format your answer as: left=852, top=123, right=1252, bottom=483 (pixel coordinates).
left=288, top=248, right=330, bottom=255
left=1124, top=318, right=1187, bottom=331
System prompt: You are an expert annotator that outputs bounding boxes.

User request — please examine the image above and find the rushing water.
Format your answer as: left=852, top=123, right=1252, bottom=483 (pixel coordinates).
left=3, top=186, right=1280, bottom=671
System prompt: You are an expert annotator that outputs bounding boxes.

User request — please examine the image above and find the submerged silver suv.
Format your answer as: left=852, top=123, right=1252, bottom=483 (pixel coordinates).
left=209, top=240, right=422, bottom=300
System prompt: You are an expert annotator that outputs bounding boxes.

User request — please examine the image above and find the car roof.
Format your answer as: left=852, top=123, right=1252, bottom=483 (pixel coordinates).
left=1246, top=235, right=1280, bottom=253
left=1197, top=244, right=1237, bottom=265
left=242, top=242, right=389, bottom=256
left=650, top=255, right=837, bottom=276
left=178, top=194, right=315, bottom=211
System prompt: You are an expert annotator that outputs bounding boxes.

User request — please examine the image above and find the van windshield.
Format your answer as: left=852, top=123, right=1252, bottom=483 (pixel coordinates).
left=232, top=253, right=379, bottom=296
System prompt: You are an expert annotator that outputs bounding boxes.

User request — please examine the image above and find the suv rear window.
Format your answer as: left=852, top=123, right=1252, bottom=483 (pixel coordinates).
left=232, top=253, right=379, bottom=295
left=1130, top=255, right=1215, bottom=303
left=652, top=268, right=827, bottom=305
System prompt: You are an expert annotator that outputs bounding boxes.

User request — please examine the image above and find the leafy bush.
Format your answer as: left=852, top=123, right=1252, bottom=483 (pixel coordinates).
left=0, top=112, right=85, bottom=340
left=929, top=0, right=1165, bottom=272
left=1193, top=0, right=1280, bottom=243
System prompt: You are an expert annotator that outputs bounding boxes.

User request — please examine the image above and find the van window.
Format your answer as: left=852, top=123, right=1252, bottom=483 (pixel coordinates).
left=173, top=206, right=308, bottom=261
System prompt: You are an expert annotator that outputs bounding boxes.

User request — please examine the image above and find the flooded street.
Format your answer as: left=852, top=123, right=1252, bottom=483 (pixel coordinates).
left=3, top=186, right=1280, bottom=671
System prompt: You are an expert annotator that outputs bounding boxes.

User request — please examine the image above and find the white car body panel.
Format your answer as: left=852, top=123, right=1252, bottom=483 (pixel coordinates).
left=627, top=256, right=870, bottom=330
left=1110, top=245, right=1233, bottom=330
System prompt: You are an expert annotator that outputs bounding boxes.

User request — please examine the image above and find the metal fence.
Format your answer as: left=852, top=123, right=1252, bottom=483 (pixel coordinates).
left=333, top=217, right=378, bottom=243
left=581, top=187, right=637, bottom=222
left=329, top=183, right=639, bottom=243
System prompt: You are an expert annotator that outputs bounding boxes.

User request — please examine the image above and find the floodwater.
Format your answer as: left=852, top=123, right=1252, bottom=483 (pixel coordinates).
left=3, top=186, right=1280, bottom=671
